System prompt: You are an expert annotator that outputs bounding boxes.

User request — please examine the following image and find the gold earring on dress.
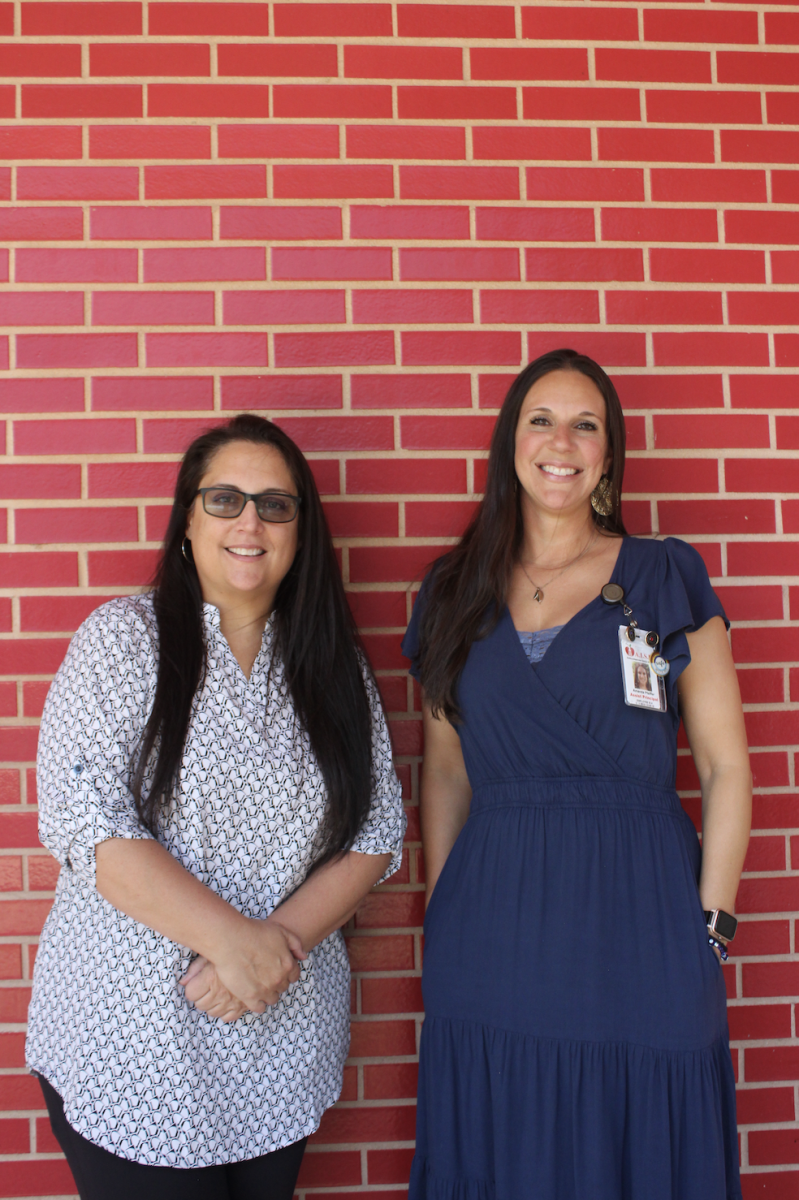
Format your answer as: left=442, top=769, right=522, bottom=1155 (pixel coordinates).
left=181, top=537, right=193, bottom=563
left=591, top=476, right=613, bottom=517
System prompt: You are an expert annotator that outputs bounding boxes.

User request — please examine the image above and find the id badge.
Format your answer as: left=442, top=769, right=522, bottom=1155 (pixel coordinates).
left=618, top=625, right=667, bottom=713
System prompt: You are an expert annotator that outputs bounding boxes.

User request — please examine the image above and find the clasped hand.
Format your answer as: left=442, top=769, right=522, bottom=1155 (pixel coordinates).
left=179, top=917, right=307, bottom=1023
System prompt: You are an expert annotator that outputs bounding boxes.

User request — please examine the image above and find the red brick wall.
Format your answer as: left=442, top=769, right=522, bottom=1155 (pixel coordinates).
left=0, top=1, right=797, bottom=1195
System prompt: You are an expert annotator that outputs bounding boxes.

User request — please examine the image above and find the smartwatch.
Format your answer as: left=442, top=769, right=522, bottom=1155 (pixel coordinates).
left=705, top=909, right=737, bottom=942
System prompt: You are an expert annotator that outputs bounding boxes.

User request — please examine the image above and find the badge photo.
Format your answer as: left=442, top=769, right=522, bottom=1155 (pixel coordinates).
left=618, top=626, right=667, bottom=713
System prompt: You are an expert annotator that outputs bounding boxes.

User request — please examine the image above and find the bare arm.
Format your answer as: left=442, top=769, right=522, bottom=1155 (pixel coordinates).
left=95, top=838, right=304, bottom=1017
left=679, top=617, right=752, bottom=922
left=420, top=696, right=472, bottom=903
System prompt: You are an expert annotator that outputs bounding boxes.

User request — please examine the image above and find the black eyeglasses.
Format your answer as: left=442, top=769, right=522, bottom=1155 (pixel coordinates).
left=196, top=487, right=301, bottom=524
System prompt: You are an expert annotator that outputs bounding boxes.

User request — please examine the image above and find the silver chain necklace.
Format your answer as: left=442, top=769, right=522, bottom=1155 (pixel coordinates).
left=519, top=530, right=598, bottom=604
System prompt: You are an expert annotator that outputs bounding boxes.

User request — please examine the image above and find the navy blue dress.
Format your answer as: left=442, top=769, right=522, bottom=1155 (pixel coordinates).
left=402, top=536, right=741, bottom=1200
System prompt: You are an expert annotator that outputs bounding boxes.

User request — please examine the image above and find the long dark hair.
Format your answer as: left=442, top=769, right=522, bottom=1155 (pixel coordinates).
left=131, top=414, right=375, bottom=868
left=417, top=348, right=628, bottom=721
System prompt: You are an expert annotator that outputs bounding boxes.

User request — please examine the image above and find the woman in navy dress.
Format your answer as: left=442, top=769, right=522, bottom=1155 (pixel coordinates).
left=403, top=349, right=751, bottom=1200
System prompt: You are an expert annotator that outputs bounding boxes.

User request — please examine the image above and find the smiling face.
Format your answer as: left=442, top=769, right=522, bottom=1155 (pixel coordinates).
left=514, top=369, right=611, bottom=521
left=184, top=440, right=300, bottom=616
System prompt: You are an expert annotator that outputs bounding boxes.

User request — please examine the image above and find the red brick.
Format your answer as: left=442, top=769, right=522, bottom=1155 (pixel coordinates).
left=650, top=248, right=764, bottom=284
left=402, top=248, right=518, bottom=282
left=730, top=293, right=799, bottom=326
left=734, top=627, right=799, bottom=664
left=401, top=165, right=519, bottom=201
left=398, top=86, right=517, bottom=121
left=23, top=85, right=141, bottom=118
left=274, top=332, right=394, bottom=367
left=0, top=45, right=80, bottom=76
left=745, top=709, right=799, bottom=746
left=91, top=206, right=212, bottom=241
left=351, top=205, right=469, bottom=241
left=88, top=549, right=159, bottom=585
left=651, top=169, right=766, bottom=204
left=222, top=207, right=341, bottom=243
left=361, top=975, right=423, bottom=1015
left=16, top=507, right=138, bottom=545
left=324, top=502, right=398, bottom=538
left=0, top=772, right=20, bottom=805
left=654, top=332, right=769, bottom=367
left=403, top=331, right=521, bottom=366
left=526, top=248, right=643, bottom=282
left=0, top=1117, right=27, bottom=1153
left=722, top=130, right=799, bottom=166
left=742, top=961, right=799, bottom=999
left=276, top=3, right=391, bottom=36
left=0, top=292, right=83, bottom=326
left=92, top=376, right=213, bottom=412
left=736, top=1087, right=795, bottom=1127
left=472, top=127, right=591, bottom=163
left=90, top=124, right=211, bottom=159
left=0, top=727, right=40, bottom=760
left=224, top=290, right=345, bottom=325
left=296, top=1150, right=361, bottom=1188
left=347, top=125, right=465, bottom=162
left=345, top=932, right=414, bottom=971
left=602, top=207, right=718, bottom=242
left=347, top=458, right=466, bottom=494
left=351, top=374, right=471, bottom=409
left=0, top=465, right=80, bottom=499
left=775, top=334, right=799, bottom=367
left=219, top=43, right=336, bottom=79
left=716, top=586, right=782, bottom=622
left=746, top=1047, right=799, bottom=1086
left=148, top=84, right=269, bottom=118
left=17, top=167, right=137, bottom=201
left=0, top=126, right=82, bottom=160
left=657, top=500, right=775, bottom=536
left=94, top=291, right=214, bottom=327
left=274, top=165, right=393, bottom=199
left=600, top=128, right=715, bottom=165
left=22, top=2, right=140, bottom=34
left=146, top=165, right=265, bottom=200
left=654, top=414, right=769, bottom=449
left=767, top=92, right=799, bottom=127
left=15, top=417, right=135, bottom=456
left=367, top=1148, right=417, bottom=1184
left=363, top=1064, right=419, bottom=1101
left=0, top=684, right=15, bottom=717
left=779, top=419, right=799, bottom=453
left=89, top=461, right=178, bottom=497
left=729, top=541, right=799, bottom=577
left=398, top=4, right=514, bottom=38
left=315, top=1102, right=416, bottom=1144
left=0, top=4, right=10, bottom=35
left=617, top=375, right=725, bottom=411
left=471, top=48, right=588, bottom=82
left=17, top=334, right=137, bottom=370
left=355, top=891, right=425, bottom=926
left=352, top=289, right=472, bottom=324
left=271, top=416, right=393, bottom=453
left=0, top=207, right=80, bottom=241
left=405, top=501, right=477, bottom=536
left=596, top=49, right=711, bottom=84
left=646, top=90, right=762, bottom=127
left=275, top=84, right=391, bottom=119
left=645, top=9, right=757, bottom=44
left=476, top=208, right=594, bottom=244
left=731, top=376, right=799, bottom=408
left=481, top=289, right=599, bottom=324
left=16, top=248, right=137, bottom=283
left=0, top=85, right=19, bottom=116
left=0, top=1074, right=45, bottom=1110
left=527, top=167, right=644, bottom=202
left=528, top=330, right=645, bottom=367
left=144, top=247, right=264, bottom=282
left=401, top=415, right=495, bottom=451
left=221, top=375, right=343, bottom=412
left=219, top=124, right=339, bottom=161
left=718, top=51, right=799, bottom=86
left=766, top=12, right=799, bottom=44
left=151, top=3, right=270, bottom=35
left=624, top=458, right=718, bottom=495
left=0, top=334, right=10, bottom=366
left=737, top=669, right=784, bottom=704
left=347, top=591, right=407, bottom=628
left=0, top=901, right=52, bottom=936
left=146, top=333, right=267, bottom=368
left=749, top=1130, right=799, bottom=1168
left=523, top=5, right=638, bottom=40
left=272, top=247, right=391, bottom=281
left=345, top=44, right=462, bottom=80
left=744, top=836, right=786, bottom=871
left=524, top=87, right=639, bottom=123
left=606, top=291, right=721, bottom=325
left=0, top=378, right=80, bottom=415
left=728, top=1004, right=791, bottom=1042
left=20, top=596, right=115, bottom=633
left=773, top=172, right=799, bottom=205
left=91, top=43, right=209, bottom=77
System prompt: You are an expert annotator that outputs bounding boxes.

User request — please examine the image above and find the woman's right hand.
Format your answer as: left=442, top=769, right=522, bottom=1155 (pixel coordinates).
left=209, top=917, right=307, bottom=1013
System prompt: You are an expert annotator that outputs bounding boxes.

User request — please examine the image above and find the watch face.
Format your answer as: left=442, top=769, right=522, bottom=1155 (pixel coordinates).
left=715, top=910, right=738, bottom=941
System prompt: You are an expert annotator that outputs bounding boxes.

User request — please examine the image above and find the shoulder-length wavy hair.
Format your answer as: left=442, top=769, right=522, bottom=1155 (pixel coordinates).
left=131, top=413, right=375, bottom=868
left=416, top=348, right=628, bottom=722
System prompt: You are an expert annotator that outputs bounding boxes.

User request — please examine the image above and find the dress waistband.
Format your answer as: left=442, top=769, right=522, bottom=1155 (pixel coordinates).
left=469, top=777, right=684, bottom=816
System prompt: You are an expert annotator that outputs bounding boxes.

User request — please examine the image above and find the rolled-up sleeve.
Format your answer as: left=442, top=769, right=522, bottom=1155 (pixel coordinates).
left=37, top=601, right=156, bottom=886
left=349, top=668, right=406, bottom=883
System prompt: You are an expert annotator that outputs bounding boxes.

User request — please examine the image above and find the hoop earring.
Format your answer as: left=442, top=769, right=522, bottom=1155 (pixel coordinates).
left=181, top=537, right=193, bottom=563
left=590, top=476, right=613, bottom=517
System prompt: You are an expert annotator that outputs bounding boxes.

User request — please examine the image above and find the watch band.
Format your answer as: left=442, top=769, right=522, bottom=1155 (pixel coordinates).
left=705, top=909, right=737, bottom=942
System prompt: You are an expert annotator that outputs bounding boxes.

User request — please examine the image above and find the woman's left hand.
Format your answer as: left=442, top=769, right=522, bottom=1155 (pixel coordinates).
left=180, top=956, right=248, bottom=1022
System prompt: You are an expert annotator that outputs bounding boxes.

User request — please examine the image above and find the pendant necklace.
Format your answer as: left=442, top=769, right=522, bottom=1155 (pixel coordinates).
left=519, top=530, right=597, bottom=604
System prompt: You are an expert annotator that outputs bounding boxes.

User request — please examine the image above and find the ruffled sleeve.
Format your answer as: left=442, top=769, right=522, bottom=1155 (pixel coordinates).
left=656, top=537, right=728, bottom=686
left=400, top=575, right=430, bottom=682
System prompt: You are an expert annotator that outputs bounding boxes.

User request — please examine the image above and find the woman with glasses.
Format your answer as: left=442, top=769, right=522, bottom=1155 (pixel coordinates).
left=27, top=414, right=405, bottom=1200
left=403, top=350, right=750, bottom=1200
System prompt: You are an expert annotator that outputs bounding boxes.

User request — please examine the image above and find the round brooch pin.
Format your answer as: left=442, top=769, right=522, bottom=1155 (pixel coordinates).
left=651, top=655, right=670, bottom=677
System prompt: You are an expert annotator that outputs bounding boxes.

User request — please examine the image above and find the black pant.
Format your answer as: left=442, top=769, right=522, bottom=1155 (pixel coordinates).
left=39, top=1076, right=306, bottom=1200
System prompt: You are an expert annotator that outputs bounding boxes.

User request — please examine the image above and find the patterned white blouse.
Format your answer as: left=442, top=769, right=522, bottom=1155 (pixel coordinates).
left=26, top=595, right=406, bottom=1167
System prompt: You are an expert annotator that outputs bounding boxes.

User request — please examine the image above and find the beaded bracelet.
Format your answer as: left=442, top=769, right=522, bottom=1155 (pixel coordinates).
left=708, top=935, right=729, bottom=962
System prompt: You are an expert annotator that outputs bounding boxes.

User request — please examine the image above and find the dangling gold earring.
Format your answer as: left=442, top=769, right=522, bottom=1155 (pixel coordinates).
left=591, top=476, right=613, bottom=517
left=181, top=537, right=193, bottom=563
